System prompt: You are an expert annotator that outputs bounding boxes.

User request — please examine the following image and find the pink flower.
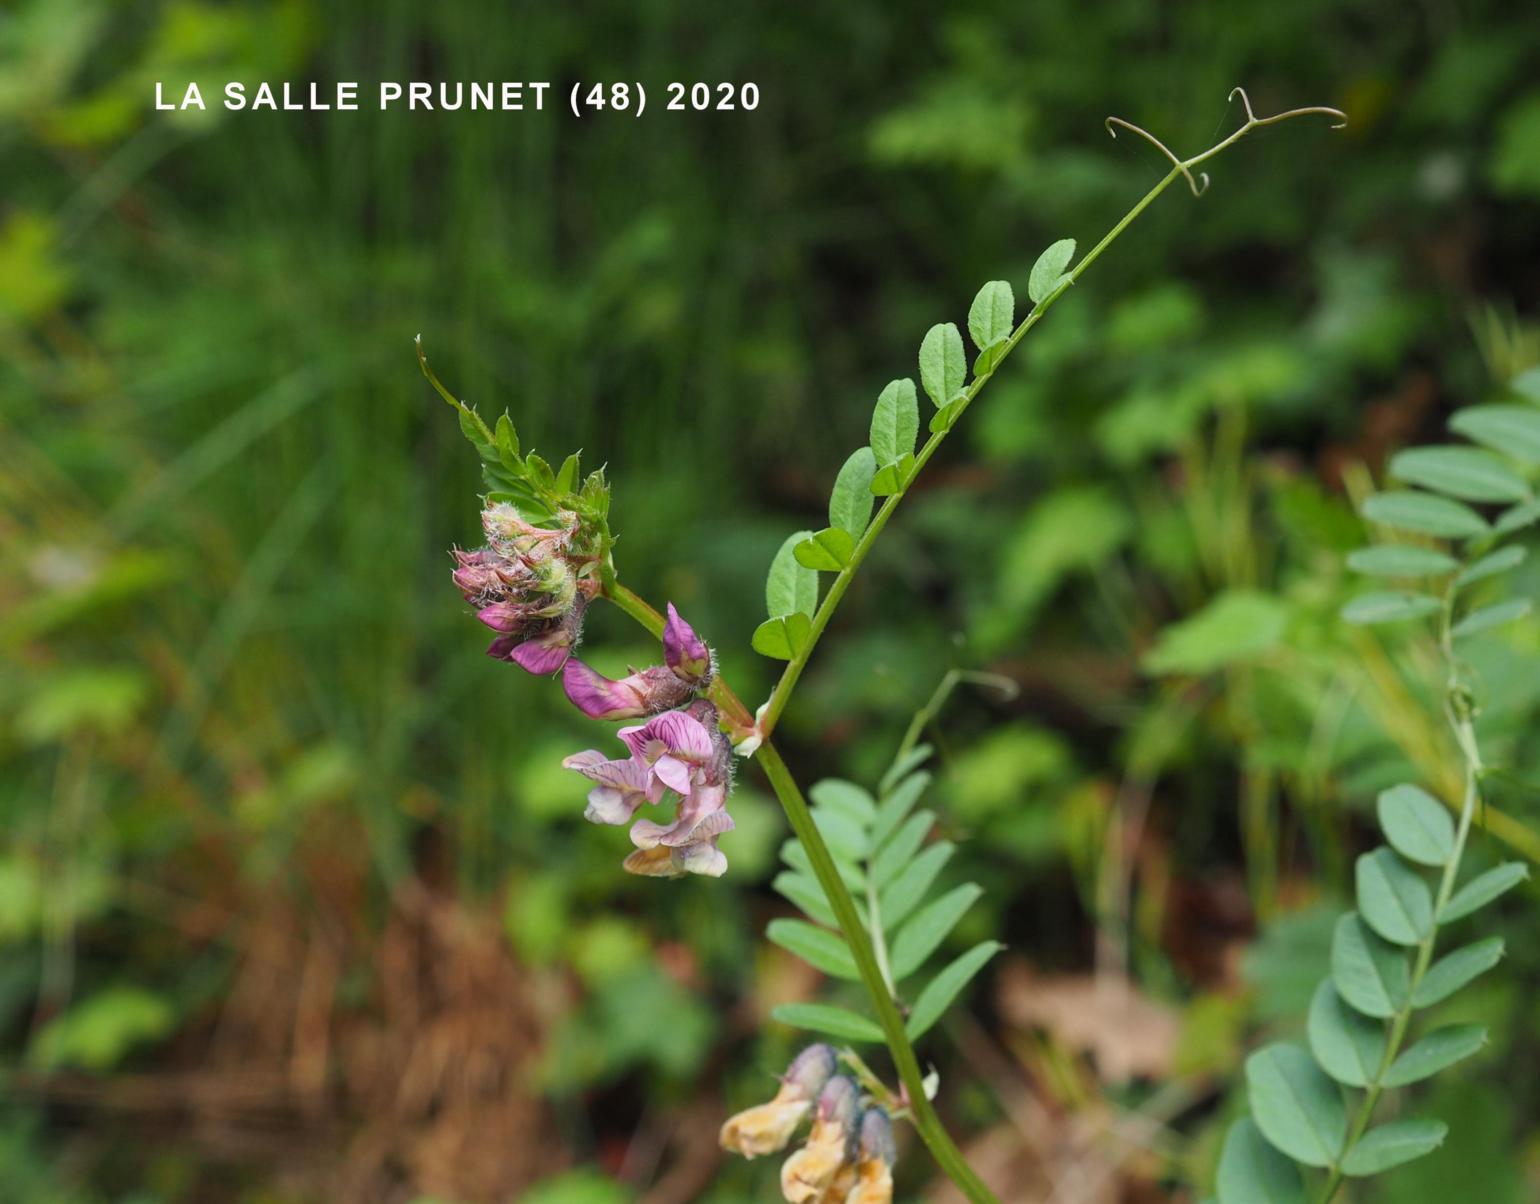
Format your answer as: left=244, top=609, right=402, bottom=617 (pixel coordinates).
left=618, top=708, right=716, bottom=796
left=562, top=749, right=654, bottom=825
left=663, top=603, right=712, bottom=684
left=485, top=598, right=586, bottom=675
left=561, top=659, right=692, bottom=720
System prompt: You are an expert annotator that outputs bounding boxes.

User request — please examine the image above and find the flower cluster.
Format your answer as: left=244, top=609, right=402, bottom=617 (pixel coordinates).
left=451, top=503, right=596, bottom=673
left=720, top=1044, right=897, bottom=1203
left=453, top=504, right=732, bottom=876
left=563, top=605, right=733, bottom=877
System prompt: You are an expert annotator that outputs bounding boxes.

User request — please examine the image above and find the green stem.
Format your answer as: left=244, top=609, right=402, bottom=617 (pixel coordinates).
left=758, top=742, right=999, bottom=1204
left=1316, top=585, right=1484, bottom=1203
left=758, top=96, right=1344, bottom=738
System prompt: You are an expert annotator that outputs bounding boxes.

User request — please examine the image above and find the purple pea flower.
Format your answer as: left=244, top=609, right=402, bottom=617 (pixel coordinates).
left=561, top=659, right=692, bottom=720
left=662, top=603, right=712, bottom=685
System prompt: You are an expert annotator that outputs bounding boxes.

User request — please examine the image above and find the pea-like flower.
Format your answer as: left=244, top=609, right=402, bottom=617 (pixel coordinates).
left=842, top=1108, right=896, bottom=1204
left=719, top=1044, right=837, bottom=1158
left=779, top=1076, right=859, bottom=1203
left=561, top=660, right=693, bottom=720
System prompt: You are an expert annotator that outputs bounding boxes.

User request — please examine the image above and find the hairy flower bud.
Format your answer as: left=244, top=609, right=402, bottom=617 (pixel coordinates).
left=562, top=660, right=693, bottom=720
left=663, top=602, right=712, bottom=685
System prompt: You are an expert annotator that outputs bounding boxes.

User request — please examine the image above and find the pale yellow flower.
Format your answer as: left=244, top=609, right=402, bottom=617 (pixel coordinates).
left=843, top=1157, right=894, bottom=1204
left=780, top=1116, right=850, bottom=1202
left=719, top=1044, right=838, bottom=1159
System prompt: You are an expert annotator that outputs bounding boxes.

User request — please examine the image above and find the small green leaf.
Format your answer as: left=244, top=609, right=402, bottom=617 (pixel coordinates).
left=773, top=871, right=837, bottom=928
left=879, top=745, right=933, bottom=795
left=555, top=451, right=581, bottom=493
left=810, top=779, right=877, bottom=827
left=752, top=613, right=813, bottom=660
left=765, top=919, right=861, bottom=981
left=1346, top=545, right=1460, bottom=578
left=1389, top=446, right=1529, bottom=503
left=1356, top=849, right=1433, bottom=946
left=1216, top=1119, right=1306, bottom=1204
left=813, top=808, right=868, bottom=864
left=1028, top=238, right=1076, bottom=305
left=870, top=772, right=932, bottom=849
left=1442, top=862, right=1529, bottom=922
left=1383, top=1024, right=1487, bottom=1087
left=1362, top=491, right=1491, bottom=539
left=1456, top=545, right=1527, bottom=587
left=1376, top=784, right=1454, bottom=867
left=1331, top=913, right=1409, bottom=1019
left=1512, top=367, right=1540, bottom=403
left=967, top=280, right=1015, bottom=352
left=494, top=413, right=521, bottom=462
left=1449, top=404, right=1540, bottom=464
left=766, top=530, right=818, bottom=618
left=1340, top=1119, right=1447, bottom=1176
left=906, top=941, right=1004, bottom=1040
left=1496, top=497, right=1540, bottom=534
left=1245, top=1043, right=1346, bottom=1168
left=781, top=838, right=864, bottom=893
left=772, top=1002, right=884, bottom=1043
left=1307, top=979, right=1385, bottom=1088
left=1452, top=598, right=1532, bottom=639
left=871, top=810, right=936, bottom=890
left=928, top=396, right=967, bottom=433
left=1340, top=592, right=1442, bottom=625
left=1142, top=589, right=1289, bottom=675
left=870, top=453, right=915, bottom=496
left=870, top=379, right=920, bottom=464
left=829, top=448, right=878, bottom=540
left=877, top=841, right=954, bottom=929
left=1413, top=937, right=1504, bottom=1007
left=919, top=323, right=967, bottom=407
left=889, top=883, right=984, bottom=980
left=795, top=528, right=856, bottom=571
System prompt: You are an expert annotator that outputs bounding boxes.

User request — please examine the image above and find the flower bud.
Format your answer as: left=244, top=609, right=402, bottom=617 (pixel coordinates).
left=562, top=660, right=692, bottom=720
left=663, top=602, right=712, bottom=684
left=719, top=1045, right=836, bottom=1160
left=784, top=1044, right=838, bottom=1102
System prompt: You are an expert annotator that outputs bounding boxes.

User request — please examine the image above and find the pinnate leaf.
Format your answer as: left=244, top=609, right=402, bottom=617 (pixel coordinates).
left=1377, top=784, right=1454, bottom=867
left=890, top=883, right=983, bottom=980
left=1340, top=1118, right=1447, bottom=1176
left=1028, top=238, right=1076, bottom=304
left=1389, top=445, right=1528, bottom=503
left=1450, top=403, right=1540, bottom=464
left=1244, top=1043, right=1346, bottom=1168
left=1216, top=1119, right=1305, bottom=1204
left=829, top=448, right=878, bottom=540
left=766, top=919, right=860, bottom=981
left=794, top=528, right=855, bottom=571
left=1451, top=598, right=1532, bottom=639
left=870, top=379, right=919, bottom=464
left=1362, top=491, right=1490, bottom=539
left=752, top=613, right=812, bottom=660
left=877, top=841, right=954, bottom=929
left=1413, top=937, right=1504, bottom=1007
left=1307, top=979, right=1385, bottom=1088
left=1341, top=592, right=1442, bottom=625
left=919, top=323, right=967, bottom=407
left=1383, top=1024, right=1487, bottom=1087
left=967, top=280, right=1015, bottom=351
left=1331, top=913, right=1408, bottom=1019
left=772, top=1002, right=884, bottom=1043
left=1442, top=862, right=1529, bottom=922
left=1346, top=545, right=1459, bottom=578
left=766, top=530, right=818, bottom=618
left=906, top=941, right=1004, bottom=1039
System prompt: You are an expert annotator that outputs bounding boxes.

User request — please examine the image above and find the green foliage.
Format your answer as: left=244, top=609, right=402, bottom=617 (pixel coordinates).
left=1028, top=238, right=1076, bottom=305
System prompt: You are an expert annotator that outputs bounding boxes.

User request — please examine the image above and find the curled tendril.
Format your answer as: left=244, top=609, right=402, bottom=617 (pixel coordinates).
left=1104, top=116, right=1210, bottom=196
left=1105, top=86, right=1349, bottom=196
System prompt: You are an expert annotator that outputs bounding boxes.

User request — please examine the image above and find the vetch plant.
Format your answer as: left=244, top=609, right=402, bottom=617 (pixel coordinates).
left=1215, top=384, right=1539, bottom=1203
left=431, top=90, right=1346, bottom=1203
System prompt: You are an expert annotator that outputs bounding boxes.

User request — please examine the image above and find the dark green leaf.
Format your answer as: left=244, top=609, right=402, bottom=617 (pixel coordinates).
left=1356, top=849, right=1433, bottom=946
left=967, top=280, right=1015, bottom=352
left=1332, top=913, right=1409, bottom=1019
left=1340, top=592, right=1442, bottom=625
left=772, top=1002, right=884, bottom=1043
left=877, top=841, right=953, bottom=929
left=1307, top=979, right=1385, bottom=1088
left=1451, top=598, right=1532, bottom=639
left=794, top=527, right=856, bottom=571
left=1389, top=446, right=1528, bottom=503
left=870, top=379, right=919, bottom=464
left=919, top=323, right=966, bottom=407
left=1377, top=784, right=1454, bottom=867
left=1449, top=404, right=1540, bottom=464
left=1383, top=1024, right=1487, bottom=1087
left=1442, top=863, right=1529, bottom=922
left=1028, top=238, right=1076, bottom=305
left=829, top=448, right=878, bottom=540
left=1346, top=545, right=1460, bottom=578
left=890, top=883, right=983, bottom=980
left=752, top=613, right=812, bottom=660
left=1245, top=1043, right=1346, bottom=1168
left=766, top=919, right=861, bottom=980
left=1413, top=937, right=1504, bottom=1007
left=1456, top=545, right=1527, bottom=587
left=1216, top=1119, right=1306, bottom=1204
left=906, top=941, right=1003, bottom=1040
left=766, top=530, right=818, bottom=618
left=1340, top=1119, right=1447, bottom=1176
left=1362, top=491, right=1490, bottom=539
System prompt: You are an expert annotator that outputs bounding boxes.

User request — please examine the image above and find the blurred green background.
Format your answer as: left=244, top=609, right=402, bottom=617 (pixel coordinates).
left=3, top=1, right=1540, bottom=1201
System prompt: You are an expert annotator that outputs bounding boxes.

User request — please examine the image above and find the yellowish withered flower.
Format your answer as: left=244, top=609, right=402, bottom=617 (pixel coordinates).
left=841, top=1108, right=896, bottom=1204
left=780, top=1076, right=858, bottom=1202
left=719, top=1044, right=837, bottom=1159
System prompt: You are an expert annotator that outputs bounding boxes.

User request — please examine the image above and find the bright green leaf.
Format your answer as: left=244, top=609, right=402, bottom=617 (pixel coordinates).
left=906, top=941, right=1003, bottom=1040
left=870, top=772, right=932, bottom=849
left=1456, top=545, right=1527, bottom=587
left=870, top=379, right=919, bottom=465
left=890, top=883, right=984, bottom=980
left=870, top=453, right=915, bottom=496
left=1496, top=497, right=1540, bottom=534
left=766, top=919, right=861, bottom=981
left=795, top=527, right=856, bottom=571
left=877, top=841, right=954, bottom=929
left=967, top=280, right=1015, bottom=352
left=772, top=1002, right=884, bottom=1043
left=1362, top=491, right=1490, bottom=539
left=1340, top=592, right=1442, bottom=625
left=1449, top=404, right=1540, bottom=464
left=1346, top=545, right=1460, bottom=578
left=810, top=779, right=877, bottom=827
left=1389, top=446, right=1529, bottom=503
left=919, top=322, right=967, bottom=407
left=829, top=448, right=878, bottom=540
left=871, top=809, right=935, bottom=890
left=1028, top=238, right=1076, bottom=305
left=773, top=871, right=837, bottom=928
left=752, top=613, right=813, bottom=660
left=1142, top=590, right=1289, bottom=675
left=1452, top=598, right=1532, bottom=639
left=766, top=530, right=818, bottom=618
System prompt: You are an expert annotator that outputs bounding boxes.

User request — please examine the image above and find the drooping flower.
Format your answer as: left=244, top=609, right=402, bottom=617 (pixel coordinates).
left=780, top=1076, right=859, bottom=1203
left=485, top=597, right=587, bottom=675
left=561, top=659, right=693, bottom=720
left=617, top=706, right=718, bottom=797
left=561, top=748, right=653, bottom=825
left=719, top=1044, right=837, bottom=1158
left=842, top=1108, right=896, bottom=1204
left=663, top=602, right=712, bottom=685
